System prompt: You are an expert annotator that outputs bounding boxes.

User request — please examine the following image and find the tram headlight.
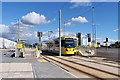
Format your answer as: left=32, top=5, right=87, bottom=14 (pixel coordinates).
left=66, top=49, right=68, bottom=51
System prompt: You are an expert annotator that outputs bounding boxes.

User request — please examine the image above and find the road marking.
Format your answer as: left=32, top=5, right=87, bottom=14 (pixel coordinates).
left=37, top=59, right=47, bottom=62
left=92, top=57, right=107, bottom=60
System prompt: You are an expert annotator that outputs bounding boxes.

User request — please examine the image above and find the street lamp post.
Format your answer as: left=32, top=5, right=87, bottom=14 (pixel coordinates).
left=14, top=18, right=21, bottom=42
left=18, top=19, right=20, bottom=42
left=13, top=18, right=21, bottom=58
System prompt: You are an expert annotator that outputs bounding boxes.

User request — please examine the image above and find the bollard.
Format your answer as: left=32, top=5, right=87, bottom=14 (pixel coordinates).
left=37, top=51, right=40, bottom=58
left=23, top=46, right=25, bottom=57
left=36, top=46, right=42, bottom=58
left=36, top=46, right=39, bottom=58
left=37, top=50, right=42, bottom=58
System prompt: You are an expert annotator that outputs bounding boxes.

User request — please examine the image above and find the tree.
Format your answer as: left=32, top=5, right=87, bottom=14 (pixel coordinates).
left=33, top=43, right=38, bottom=48
left=115, top=41, right=119, bottom=48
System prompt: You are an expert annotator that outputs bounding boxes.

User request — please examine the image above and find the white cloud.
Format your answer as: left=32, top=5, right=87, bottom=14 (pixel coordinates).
left=52, top=18, right=56, bottom=21
left=70, top=2, right=92, bottom=8
left=63, top=22, right=72, bottom=26
left=42, top=28, right=76, bottom=42
left=70, top=0, right=92, bottom=8
left=0, top=11, right=55, bottom=43
left=113, top=27, right=120, bottom=32
left=70, top=0, right=119, bottom=2
left=92, top=0, right=119, bottom=2
left=70, top=0, right=119, bottom=8
left=70, top=0, right=91, bottom=2
left=0, top=24, right=9, bottom=34
left=71, top=16, right=88, bottom=23
left=63, top=16, right=88, bottom=27
left=21, top=12, right=50, bottom=25
left=1, top=23, right=118, bottom=45
left=113, top=29, right=118, bottom=32
left=0, top=23, right=37, bottom=43
left=0, top=12, right=56, bottom=43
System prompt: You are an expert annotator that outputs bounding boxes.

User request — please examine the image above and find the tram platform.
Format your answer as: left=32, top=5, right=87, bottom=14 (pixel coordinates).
left=1, top=51, right=75, bottom=78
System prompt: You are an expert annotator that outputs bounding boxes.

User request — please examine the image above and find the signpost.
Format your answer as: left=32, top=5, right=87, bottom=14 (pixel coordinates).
left=94, top=43, right=98, bottom=48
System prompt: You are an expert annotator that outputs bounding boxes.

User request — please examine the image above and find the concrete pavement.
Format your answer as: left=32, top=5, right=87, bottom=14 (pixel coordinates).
left=0, top=50, right=74, bottom=79
left=2, top=63, right=34, bottom=78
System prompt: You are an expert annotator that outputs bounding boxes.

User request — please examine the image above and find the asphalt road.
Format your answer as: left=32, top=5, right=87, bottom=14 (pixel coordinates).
left=95, top=49, right=119, bottom=62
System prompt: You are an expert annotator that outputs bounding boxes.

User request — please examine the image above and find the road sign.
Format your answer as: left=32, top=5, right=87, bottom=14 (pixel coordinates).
left=17, top=43, right=22, bottom=48
left=94, top=43, right=98, bottom=47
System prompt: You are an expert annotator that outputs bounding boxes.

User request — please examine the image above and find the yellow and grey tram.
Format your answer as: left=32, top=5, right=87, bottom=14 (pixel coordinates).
left=43, top=37, right=75, bottom=55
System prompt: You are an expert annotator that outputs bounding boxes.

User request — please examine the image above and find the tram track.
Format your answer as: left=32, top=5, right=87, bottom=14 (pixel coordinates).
left=42, top=55, right=104, bottom=80
left=41, top=55, right=119, bottom=80
left=42, top=51, right=119, bottom=68
left=54, top=56, right=119, bottom=77
left=64, top=56, right=119, bottom=68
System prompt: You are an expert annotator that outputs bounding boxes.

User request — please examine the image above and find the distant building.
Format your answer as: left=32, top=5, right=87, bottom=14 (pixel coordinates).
left=82, top=38, right=92, bottom=47
left=0, top=37, right=17, bottom=49
left=101, top=42, right=111, bottom=47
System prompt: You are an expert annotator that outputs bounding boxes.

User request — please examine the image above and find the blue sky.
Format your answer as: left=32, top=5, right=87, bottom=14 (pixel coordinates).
left=1, top=2, right=119, bottom=43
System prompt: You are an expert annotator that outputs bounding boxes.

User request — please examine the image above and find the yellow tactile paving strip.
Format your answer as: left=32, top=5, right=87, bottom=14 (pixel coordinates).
left=92, top=57, right=107, bottom=60
left=37, top=59, right=47, bottom=62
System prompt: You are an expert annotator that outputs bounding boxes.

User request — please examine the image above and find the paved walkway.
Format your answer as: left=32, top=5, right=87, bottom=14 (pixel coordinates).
left=1, top=63, right=34, bottom=78
left=1, top=51, right=74, bottom=79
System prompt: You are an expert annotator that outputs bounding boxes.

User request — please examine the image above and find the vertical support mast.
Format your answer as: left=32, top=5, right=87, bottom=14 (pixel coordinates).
left=18, top=19, right=20, bottom=42
left=95, top=24, right=96, bottom=43
left=64, top=22, right=65, bottom=36
left=59, top=10, right=61, bottom=56
left=92, top=7, right=94, bottom=44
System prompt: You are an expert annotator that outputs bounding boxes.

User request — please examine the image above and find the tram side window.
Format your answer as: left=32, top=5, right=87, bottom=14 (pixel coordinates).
left=61, top=40, right=65, bottom=47
left=55, top=41, right=59, bottom=47
left=55, top=41, right=59, bottom=44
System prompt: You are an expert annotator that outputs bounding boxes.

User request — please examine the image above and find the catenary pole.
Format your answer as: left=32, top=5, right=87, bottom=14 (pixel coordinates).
left=92, top=7, right=94, bottom=45
left=59, top=10, right=61, bottom=56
